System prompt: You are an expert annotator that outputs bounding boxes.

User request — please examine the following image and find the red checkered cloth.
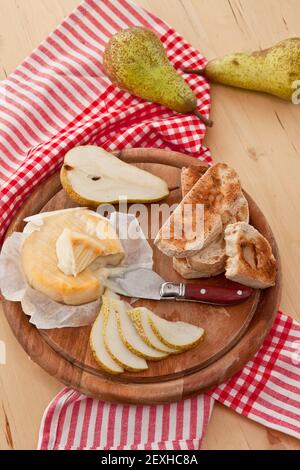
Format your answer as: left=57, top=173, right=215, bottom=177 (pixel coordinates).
left=0, top=0, right=211, bottom=246
left=0, top=0, right=299, bottom=450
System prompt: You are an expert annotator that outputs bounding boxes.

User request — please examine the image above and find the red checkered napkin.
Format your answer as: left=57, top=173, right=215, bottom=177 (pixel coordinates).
left=211, top=313, right=300, bottom=439
left=0, top=0, right=299, bottom=450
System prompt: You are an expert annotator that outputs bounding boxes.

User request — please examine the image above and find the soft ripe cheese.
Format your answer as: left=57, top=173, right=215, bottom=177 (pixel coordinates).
left=56, top=228, right=123, bottom=277
left=21, top=209, right=124, bottom=305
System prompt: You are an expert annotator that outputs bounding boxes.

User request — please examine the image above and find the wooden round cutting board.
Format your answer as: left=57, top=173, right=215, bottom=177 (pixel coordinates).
left=2, top=148, right=281, bottom=404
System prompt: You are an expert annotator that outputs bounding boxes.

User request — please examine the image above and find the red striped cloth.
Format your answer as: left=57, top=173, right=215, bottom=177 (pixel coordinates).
left=38, top=312, right=300, bottom=450
left=0, top=0, right=299, bottom=450
left=38, top=391, right=213, bottom=450
left=0, top=0, right=211, bottom=246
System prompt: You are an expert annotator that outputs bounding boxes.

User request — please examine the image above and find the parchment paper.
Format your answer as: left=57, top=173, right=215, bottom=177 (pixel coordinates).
left=0, top=210, right=152, bottom=329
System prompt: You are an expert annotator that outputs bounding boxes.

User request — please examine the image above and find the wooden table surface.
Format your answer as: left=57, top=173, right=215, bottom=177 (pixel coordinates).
left=0, top=0, right=299, bottom=450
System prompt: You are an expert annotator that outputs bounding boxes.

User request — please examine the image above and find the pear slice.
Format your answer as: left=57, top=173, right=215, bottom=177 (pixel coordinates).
left=114, top=301, right=168, bottom=361
left=60, top=145, right=169, bottom=206
left=103, top=298, right=148, bottom=372
left=147, top=311, right=205, bottom=351
left=127, top=307, right=178, bottom=354
left=90, top=302, right=124, bottom=374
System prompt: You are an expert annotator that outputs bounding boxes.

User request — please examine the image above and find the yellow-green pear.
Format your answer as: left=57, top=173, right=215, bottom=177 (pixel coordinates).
left=185, top=38, right=300, bottom=101
left=103, top=27, right=212, bottom=126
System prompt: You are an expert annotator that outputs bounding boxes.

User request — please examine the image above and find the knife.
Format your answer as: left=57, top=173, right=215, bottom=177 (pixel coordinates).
left=113, top=268, right=253, bottom=305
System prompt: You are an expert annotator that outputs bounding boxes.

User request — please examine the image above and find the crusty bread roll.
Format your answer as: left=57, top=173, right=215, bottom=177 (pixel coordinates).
left=173, top=234, right=226, bottom=278
left=224, top=222, right=276, bottom=289
left=156, top=163, right=246, bottom=258
left=172, top=164, right=249, bottom=279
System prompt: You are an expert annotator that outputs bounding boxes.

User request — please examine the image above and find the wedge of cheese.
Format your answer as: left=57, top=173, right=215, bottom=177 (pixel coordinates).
left=21, top=209, right=124, bottom=305
left=56, top=228, right=122, bottom=276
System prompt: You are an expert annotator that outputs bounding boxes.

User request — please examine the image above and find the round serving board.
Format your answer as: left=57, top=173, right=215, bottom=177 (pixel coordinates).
left=2, top=148, right=281, bottom=403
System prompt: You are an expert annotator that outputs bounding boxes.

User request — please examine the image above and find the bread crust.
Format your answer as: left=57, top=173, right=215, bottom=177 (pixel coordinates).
left=155, top=163, right=242, bottom=257
left=181, top=165, right=208, bottom=194
left=173, top=256, right=225, bottom=279
left=224, top=222, right=277, bottom=288
left=169, top=164, right=249, bottom=277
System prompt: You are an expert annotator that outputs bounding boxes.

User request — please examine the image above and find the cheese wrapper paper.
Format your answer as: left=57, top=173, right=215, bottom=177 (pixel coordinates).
left=0, top=211, right=153, bottom=329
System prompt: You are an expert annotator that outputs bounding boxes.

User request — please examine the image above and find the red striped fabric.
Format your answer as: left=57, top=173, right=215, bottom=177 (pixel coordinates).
left=1, top=0, right=299, bottom=450
left=38, top=391, right=213, bottom=450
left=37, top=312, right=300, bottom=449
left=0, top=0, right=211, bottom=246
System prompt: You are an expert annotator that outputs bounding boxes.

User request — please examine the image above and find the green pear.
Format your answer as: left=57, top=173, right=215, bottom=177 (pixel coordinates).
left=103, top=27, right=212, bottom=126
left=186, top=38, right=300, bottom=101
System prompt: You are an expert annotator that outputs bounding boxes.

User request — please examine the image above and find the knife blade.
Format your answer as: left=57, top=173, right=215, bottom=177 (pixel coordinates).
left=114, top=268, right=253, bottom=305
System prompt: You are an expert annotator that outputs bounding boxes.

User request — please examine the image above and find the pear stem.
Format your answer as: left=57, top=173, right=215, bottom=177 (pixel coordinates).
left=193, top=109, right=213, bottom=128
left=184, top=68, right=206, bottom=76
left=184, top=67, right=213, bottom=126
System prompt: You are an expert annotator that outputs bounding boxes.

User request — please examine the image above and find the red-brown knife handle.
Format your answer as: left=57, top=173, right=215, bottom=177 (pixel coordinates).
left=184, top=283, right=253, bottom=305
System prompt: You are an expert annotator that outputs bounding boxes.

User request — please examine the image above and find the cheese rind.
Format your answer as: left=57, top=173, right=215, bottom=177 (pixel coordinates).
left=21, top=209, right=124, bottom=305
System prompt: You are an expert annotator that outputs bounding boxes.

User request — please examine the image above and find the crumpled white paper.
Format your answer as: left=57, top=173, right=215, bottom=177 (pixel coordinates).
left=0, top=211, right=153, bottom=329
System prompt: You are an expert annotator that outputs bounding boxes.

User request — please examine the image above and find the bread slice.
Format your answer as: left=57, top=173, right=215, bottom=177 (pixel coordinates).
left=181, top=165, right=207, bottom=194
left=224, top=222, right=277, bottom=289
left=156, top=164, right=230, bottom=258
left=181, top=163, right=249, bottom=225
left=173, top=234, right=226, bottom=278
left=172, top=164, right=249, bottom=279
left=155, top=163, right=250, bottom=258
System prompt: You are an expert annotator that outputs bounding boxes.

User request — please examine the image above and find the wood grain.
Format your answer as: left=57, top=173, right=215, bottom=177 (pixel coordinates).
left=3, top=149, right=280, bottom=404
left=0, top=0, right=299, bottom=450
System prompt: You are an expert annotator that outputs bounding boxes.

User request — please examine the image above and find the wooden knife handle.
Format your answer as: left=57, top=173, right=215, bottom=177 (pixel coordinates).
left=183, top=283, right=253, bottom=305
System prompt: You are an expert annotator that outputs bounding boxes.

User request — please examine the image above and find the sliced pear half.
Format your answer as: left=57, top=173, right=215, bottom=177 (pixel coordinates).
left=103, top=298, right=148, bottom=372
left=89, top=302, right=124, bottom=374
left=114, top=301, right=168, bottom=361
left=60, top=145, right=169, bottom=206
left=127, top=307, right=178, bottom=354
left=148, top=312, right=205, bottom=351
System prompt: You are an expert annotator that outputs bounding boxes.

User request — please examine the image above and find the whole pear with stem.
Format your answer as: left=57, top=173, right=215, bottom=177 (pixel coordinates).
left=185, top=38, right=300, bottom=101
left=103, top=27, right=212, bottom=126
